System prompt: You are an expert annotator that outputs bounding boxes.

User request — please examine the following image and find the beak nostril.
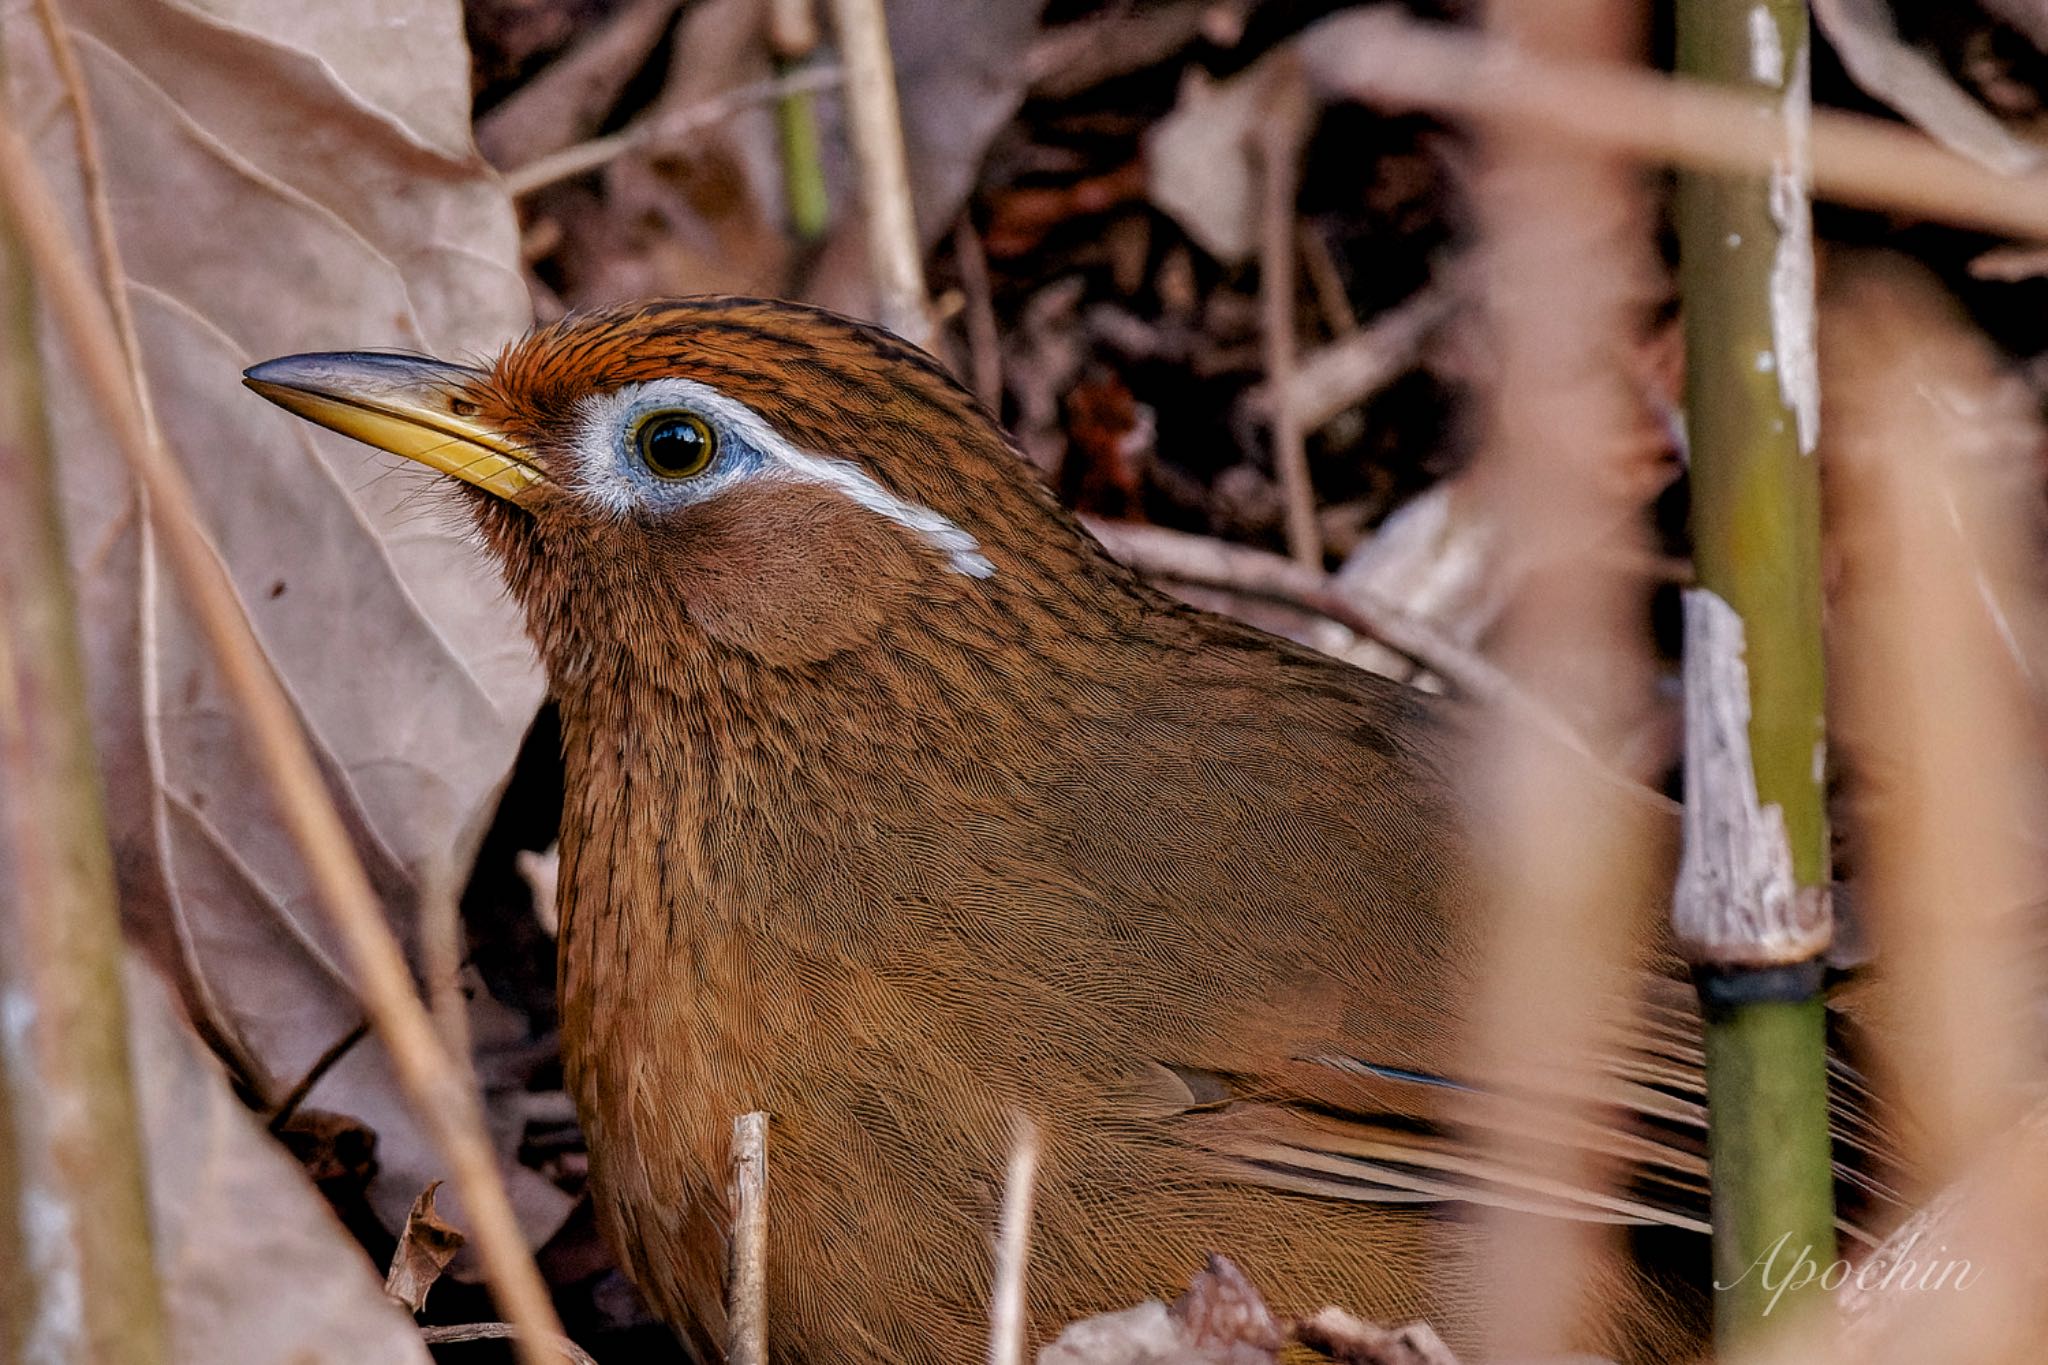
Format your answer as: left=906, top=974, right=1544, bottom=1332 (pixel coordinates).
left=450, top=398, right=480, bottom=417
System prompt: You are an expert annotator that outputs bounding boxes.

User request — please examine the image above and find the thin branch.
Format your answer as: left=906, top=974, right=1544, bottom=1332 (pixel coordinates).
left=419, top=853, right=474, bottom=1085
left=30, top=0, right=158, bottom=441
left=828, top=0, right=932, bottom=346
left=1255, top=56, right=1320, bottom=567
left=1455, top=3, right=1665, bottom=1355
left=419, top=1324, right=600, bottom=1365
left=266, top=1018, right=370, bottom=1134
left=952, top=216, right=1003, bottom=412
left=504, top=67, right=842, bottom=199
left=1300, top=8, right=2048, bottom=241
left=1811, top=0, right=2040, bottom=176
left=0, top=130, right=169, bottom=1365
left=1242, top=285, right=1453, bottom=435
left=988, top=1117, right=1040, bottom=1365
left=1296, top=220, right=1360, bottom=336
left=726, top=1112, right=770, bottom=1365
left=0, top=108, right=568, bottom=1365
left=476, top=0, right=685, bottom=169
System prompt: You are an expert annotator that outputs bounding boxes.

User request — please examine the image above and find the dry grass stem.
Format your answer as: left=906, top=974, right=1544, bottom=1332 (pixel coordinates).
left=1244, top=285, right=1453, bottom=434
left=1824, top=257, right=2046, bottom=1196
left=1459, top=1, right=1664, bottom=1354
left=419, top=1324, right=602, bottom=1365
left=988, top=1117, right=1041, bottom=1365
left=419, top=854, right=474, bottom=1085
left=828, top=0, right=932, bottom=346
left=30, top=0, right=158, bottom=440
left=0, top=108, right=567, bottom=1365
left=1827, top=1101, right=2048, bottom=1363
left=1811, top=0, right=2041, bottom=176
left=1297, top=222, right=1361, bottom=335
left=1255, top=56, right=1320, bottom=566
left=504, top=67, right=843, bottom=198
left=1302, top=8, right=2048, bottom=241
left=727, top=1111, right=771, bottom=1365
left=0, top=135, right=169, bottom=1365
left=476, top=0, right=687, bottom=169
left=953, top=216, right=1005, bottom=411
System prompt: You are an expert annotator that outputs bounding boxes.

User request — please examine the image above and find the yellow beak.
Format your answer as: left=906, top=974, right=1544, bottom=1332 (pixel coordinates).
left=243, top=352, right=547, bottom=505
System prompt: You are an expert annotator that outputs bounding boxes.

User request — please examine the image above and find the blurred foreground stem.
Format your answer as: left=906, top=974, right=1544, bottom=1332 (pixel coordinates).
left=1673, top=0, right=1836, bottom=1346
left=0, top=149, right=169, bottom=1365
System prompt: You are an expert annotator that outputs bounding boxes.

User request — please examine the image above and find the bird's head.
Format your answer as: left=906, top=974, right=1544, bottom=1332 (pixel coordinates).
left=246, top=298, right=1100, bottom=679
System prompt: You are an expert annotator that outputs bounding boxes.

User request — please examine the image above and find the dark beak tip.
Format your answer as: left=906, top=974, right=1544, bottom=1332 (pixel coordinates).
left=242, top=354, right=327, bottom=399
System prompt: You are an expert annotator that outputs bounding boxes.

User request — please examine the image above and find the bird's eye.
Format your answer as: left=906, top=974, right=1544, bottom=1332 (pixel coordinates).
left=634, top=410, right=717, bottom=480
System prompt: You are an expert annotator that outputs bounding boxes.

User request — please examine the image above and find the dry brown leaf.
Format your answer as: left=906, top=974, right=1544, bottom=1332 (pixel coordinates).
left=121, top=957, right=435, bottom=1364
left=384, top=1181, right=466, bottom=1314
left=1037, top=1256, right=1284, bottom=1365
left=547, top=0, right=1039, bottom=313
left=4, top=0, right=561, bottom=1243
left=1144, top=63, right=1270, bottom=265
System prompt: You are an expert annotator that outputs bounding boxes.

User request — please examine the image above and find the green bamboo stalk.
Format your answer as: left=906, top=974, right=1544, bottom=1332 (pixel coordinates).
left=770, top=0, right=830, bottom=243
left=0, top=148, right=170, bottom=1365
left=1673, top=0, right=1836, bottom=1347
left=776, top=70, right=831, bottom=244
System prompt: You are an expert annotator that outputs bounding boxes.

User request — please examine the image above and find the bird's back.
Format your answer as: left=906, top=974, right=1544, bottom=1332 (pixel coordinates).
left=553, top=565, right=1706, bottom=1363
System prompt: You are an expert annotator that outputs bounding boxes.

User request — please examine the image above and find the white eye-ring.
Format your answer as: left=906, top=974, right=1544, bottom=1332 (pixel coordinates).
left=575, top=377, right=994, bottom=579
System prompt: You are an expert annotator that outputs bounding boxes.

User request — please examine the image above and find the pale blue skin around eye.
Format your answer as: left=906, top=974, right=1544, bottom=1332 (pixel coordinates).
left=608, top=395, right=769, bottom=509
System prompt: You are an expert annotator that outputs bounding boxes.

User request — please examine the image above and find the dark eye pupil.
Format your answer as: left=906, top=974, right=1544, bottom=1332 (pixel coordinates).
left=640, top=413, right=712, bottom=477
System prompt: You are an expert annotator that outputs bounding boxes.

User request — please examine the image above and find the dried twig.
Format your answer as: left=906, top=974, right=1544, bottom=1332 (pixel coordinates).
left=1243, top=285, right=1453, bottom=434
left=1811, top=0, right=2039, bottom=175
left=1301, top=7, right=2048, bottom=241
left=953, top=216, right=1004, bottom=412
left=1825, top=257, right=2044, bottom=1193
left=504, top=67, right=843, bottom=198
left=419, top=854, right=474, bottom=1086
left=988, top=1117, right=1041, bottom=1365
left=1024, top=0, right=1248, bottom=101
left=419, top=1324, right=601, bottom=1365
left=1456, top=3, right=1664, bottom=1355
left=1254, top=56, right=1320, bottom=567
left=266, top=1017, right=370, bottom=1134
left=0, top=139, right=170, bottom=1365
left=31, top=0, right=157, bottom=438
left=727, top=1112, right=770, bottom=1365
left=476, top=0, right=685, bottom=168
left=0, top=106, right=568, bottom=1365
left=1297, top=222, right=1360, bottom=336
left=770, top=0, right=822, bottom=55
left=828, top=0, right=932, bottom=346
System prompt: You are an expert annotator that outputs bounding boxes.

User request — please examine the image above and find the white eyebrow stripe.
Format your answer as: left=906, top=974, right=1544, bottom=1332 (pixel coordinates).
left=765, top=447, right=994, bottom=578
left=581, top=377, right=995, bottom=579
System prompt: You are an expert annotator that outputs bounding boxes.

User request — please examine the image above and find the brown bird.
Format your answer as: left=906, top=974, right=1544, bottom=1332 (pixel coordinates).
left=244, top=298, right=1828, bottom=1362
